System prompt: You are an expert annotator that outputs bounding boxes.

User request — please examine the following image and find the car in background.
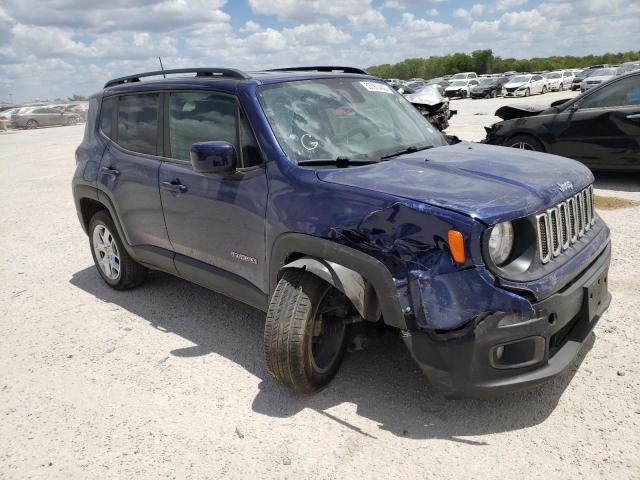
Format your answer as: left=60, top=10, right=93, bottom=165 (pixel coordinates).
left=544, top=70, right=575, bottom=91
left=571, top=70, right=593, bottom=90
left=502, top=74, right=548, bottom=97
left=426, top=77, right=450, bottom=88
left=449, top=72, right=478, bottom=81
left=484, top=71, right=640, bottom=172
left=12, top=106, right=81, bottom=129
left=470, top=76, right=510, bottom=98
left=620, top=62, right=640, bottom=74
left=444, top=79, right=479, bottom=98
left=580, top=67, right=622, bottom=92
left=404, top=84, right=455, bottom=130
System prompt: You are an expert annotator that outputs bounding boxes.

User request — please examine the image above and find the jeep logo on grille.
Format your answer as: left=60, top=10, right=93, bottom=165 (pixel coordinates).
left=557, top=181, right=573, bottom=193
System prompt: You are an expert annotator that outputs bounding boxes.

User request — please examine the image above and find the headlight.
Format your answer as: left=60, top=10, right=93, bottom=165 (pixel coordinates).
left=488, top=221, right=514, bottom=266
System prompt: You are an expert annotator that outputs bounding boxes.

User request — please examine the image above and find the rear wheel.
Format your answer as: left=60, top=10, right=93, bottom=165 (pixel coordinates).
left=89, top=211, right=148, bottom=290
left=505, top=134, right=544, bottom=152
left=491, top=90, right=497, bottom=98
left=26, top=119, right=38, bottom=129
left=542, top=85, right=547, bottom=94
left=264, top=270, right=350, bottom=394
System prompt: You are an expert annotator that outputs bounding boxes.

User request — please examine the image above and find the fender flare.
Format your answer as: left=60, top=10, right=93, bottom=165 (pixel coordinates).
left=270, top=233, right=408, bottom=330
left=280, top=257, right=371, bottom=320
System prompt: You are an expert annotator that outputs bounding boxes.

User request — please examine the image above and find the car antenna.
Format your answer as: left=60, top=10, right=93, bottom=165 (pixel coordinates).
left=158, top=57, right=166, bottom=78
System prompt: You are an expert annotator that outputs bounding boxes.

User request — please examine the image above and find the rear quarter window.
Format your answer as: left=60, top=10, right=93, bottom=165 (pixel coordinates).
left=99, top=97, right=115, bottom=139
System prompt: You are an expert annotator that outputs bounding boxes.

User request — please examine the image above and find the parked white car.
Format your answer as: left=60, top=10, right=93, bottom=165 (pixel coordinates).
left=449, top=72, right=478, bottom=81
left=444, top=79, right=479, bottom=98
left=502, top=74, right=548, bottom=97
left=580, top=67, right=622, bottom=92
left=544, top=70, right=574, bottom=91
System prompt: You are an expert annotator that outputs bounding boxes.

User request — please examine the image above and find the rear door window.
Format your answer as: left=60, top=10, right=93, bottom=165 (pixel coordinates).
left=117, top=93, right=159, bottom=156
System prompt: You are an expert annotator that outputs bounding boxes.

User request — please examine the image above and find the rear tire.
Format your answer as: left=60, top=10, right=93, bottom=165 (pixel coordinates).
left=504, top=134, right=544, bottom=152
left=491, top=90, right=497, bottom=98
left=88, top=210, right=148, bottom=290
left=264, top=270, right=349, bottom=394
left=542, top=85, right=547, bottom=94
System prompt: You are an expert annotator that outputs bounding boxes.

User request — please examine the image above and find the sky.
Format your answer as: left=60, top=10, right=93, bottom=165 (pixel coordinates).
left=0, top=0, right=638, bottom=102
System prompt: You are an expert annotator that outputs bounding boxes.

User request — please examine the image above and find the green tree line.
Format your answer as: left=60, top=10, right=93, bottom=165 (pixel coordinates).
left=367, top=50, right=640, bottom=79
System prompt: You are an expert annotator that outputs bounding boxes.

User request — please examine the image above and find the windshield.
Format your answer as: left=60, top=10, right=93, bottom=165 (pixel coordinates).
left=545, top=72, right=561, bottom=78
left=509, top=75, right=531, bottom=83
left=478, top=78, right=495, bottom=86
left=590, top=68, right=615, bottom=77
left=257, top=78, right=446, bottom=164
left=451, top=73, right=467, bottom=80
left=449, top=80, right=467, bottom=87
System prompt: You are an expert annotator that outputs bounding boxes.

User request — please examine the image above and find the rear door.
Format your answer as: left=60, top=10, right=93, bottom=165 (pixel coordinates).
left=159, top=90, right=268, bottom=292
left=97, top=93, right=174, bottom=260
left=551, top=74, right=640, bottom=170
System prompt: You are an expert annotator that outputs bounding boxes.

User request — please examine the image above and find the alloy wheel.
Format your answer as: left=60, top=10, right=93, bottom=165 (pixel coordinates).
left=511, top=141, right=534, bottom=150
left=92, top=224, right=121, bottom=280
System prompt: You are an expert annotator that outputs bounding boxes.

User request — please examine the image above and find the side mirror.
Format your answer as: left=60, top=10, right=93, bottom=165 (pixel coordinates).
left=190, top=141, right=237, bottom=174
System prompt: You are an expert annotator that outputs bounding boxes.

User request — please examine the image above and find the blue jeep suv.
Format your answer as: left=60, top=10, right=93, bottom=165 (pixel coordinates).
left=73, top=67, right=611, bottom=397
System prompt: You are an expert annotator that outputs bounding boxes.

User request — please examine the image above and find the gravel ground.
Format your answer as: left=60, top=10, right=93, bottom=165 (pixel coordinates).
left=1, top=95, right=639, bottom=479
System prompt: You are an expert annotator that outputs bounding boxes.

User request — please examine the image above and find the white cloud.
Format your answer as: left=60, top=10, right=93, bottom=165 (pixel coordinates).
left=248, top=0, right=372, bottom=21
left=428, top=8, right=439, bottom=16
left=453, top=8, right=473, bottom=22
left=496, top=0, right=528, bottom=11
left=470, top=3, right=486, bottom=15
left=240, top=20, right=261, bottom=34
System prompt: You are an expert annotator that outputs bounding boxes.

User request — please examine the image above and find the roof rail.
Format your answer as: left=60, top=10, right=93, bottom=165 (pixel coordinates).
left=104, top=68, right=251, bottom=88
left=266, top=66, right=369, bottom=75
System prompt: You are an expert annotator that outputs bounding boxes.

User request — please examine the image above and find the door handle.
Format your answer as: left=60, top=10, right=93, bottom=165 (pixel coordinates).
left=100, top=166, right=120, bottom=177
left=626, top=113, right=640, bottom=121
left=161, top=181, right=188, bottom=194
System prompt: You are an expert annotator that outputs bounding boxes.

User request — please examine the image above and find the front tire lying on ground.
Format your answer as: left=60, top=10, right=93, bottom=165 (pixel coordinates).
left=88, top=210, right=148, bottom=290
left=264, top=269, right=350, bottom=394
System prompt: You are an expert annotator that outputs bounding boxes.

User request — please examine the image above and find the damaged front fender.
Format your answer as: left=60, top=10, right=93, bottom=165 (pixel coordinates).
left=408, top=266, right=535, bottom=331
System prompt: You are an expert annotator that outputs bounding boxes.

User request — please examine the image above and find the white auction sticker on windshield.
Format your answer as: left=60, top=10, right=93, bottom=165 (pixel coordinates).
left=359, top=81, right=393, bottom=93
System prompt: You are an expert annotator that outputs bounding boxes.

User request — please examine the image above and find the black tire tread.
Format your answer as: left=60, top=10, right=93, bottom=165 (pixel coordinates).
left=264, top=270, right=343, bottom=394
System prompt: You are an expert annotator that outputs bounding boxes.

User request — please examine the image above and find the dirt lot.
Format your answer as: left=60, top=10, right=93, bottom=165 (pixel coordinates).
left=1, top=95, right=639, bottom=479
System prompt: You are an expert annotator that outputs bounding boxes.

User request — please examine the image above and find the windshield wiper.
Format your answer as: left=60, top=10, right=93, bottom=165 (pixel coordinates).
left=297, top=156, right=378, bottom=167
left=380, top=145, right=434, bottom=161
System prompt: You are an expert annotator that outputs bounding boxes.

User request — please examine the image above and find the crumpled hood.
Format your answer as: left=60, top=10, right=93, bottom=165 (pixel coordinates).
left=404, top=87, right=446, bottom=107
left=317, top=142, right=594, bottom=225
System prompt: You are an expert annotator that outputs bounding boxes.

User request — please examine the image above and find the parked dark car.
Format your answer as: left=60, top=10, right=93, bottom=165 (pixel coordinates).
left=13, top=106, right=80, bottom=129
left=571, top=70, right=593, bottom=90
left=73, top=66, right=611, bottom=398
left=485, top=71, right=640, bottom=172
left=470, top=76, right=510, bottom=98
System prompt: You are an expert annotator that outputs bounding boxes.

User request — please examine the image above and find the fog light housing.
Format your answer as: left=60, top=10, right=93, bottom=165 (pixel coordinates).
left=490, top=336, right=546, bottom=369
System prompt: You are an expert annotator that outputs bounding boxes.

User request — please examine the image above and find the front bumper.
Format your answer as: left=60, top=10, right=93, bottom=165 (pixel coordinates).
left=403, top=242, right=611, bottom=397
left=504, top=90, right=526, bottom=97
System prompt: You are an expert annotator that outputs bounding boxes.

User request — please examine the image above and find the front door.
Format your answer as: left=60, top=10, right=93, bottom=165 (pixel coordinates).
left=551, top=75, right=640, bottom=170
left=159, top=91, right=268, bottom=291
